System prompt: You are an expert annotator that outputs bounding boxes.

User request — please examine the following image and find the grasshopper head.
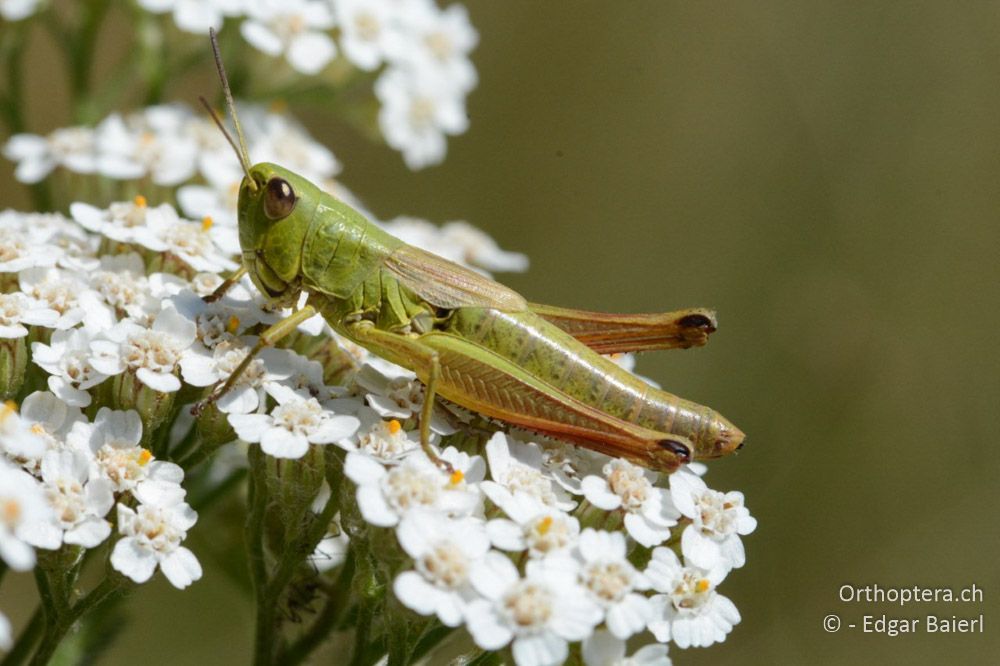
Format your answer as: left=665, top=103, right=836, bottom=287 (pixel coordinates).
left=237, top=162, right=319, bottom=306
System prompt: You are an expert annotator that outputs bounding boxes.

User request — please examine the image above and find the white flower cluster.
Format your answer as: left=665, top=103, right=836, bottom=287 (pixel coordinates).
left=2, top=100, right=524, bottom=275
left=133, top=0, right=477, bottom=168
left=0, top=193, right=749, bottom=662
left=0, top=400, right=200, bottom=589
left=337, top=422, right=756, bottom=666
left=0, top=164, right=526, bottom=578
left=2, top=103, right=338, bottom=246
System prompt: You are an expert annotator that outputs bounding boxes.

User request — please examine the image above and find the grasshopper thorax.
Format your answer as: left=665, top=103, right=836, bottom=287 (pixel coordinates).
left=238, top=162, right=320, bottom=306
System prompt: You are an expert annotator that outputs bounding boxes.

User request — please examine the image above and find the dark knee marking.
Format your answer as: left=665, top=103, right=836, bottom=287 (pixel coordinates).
left=658, top=438, right=691, bottom=462
left=677, top=313, right=716, bottom=332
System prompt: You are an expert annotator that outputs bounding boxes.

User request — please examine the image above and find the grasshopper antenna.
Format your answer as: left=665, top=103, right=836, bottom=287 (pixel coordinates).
left=198, top=96, right=254, bottom=183
left=208, top=27, right=257, bottom=191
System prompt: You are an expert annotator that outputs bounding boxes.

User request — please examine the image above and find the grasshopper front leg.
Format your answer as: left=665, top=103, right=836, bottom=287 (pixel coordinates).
left=191, top=305, right=317, bottom=415
left=346, top=321, right=452, bottom=471
left=203, top=265, right=248, bottom=303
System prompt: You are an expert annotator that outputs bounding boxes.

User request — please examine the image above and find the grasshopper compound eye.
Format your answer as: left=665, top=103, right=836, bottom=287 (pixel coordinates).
left=263, top=177, right=297, bottom=220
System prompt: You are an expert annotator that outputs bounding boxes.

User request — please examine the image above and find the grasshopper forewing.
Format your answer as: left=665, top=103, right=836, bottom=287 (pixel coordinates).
left=195, top=29, right=745, bottom=474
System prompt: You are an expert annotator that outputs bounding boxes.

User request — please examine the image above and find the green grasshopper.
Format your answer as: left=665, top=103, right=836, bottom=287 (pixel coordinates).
left=194, top=31, right=744, bottom=474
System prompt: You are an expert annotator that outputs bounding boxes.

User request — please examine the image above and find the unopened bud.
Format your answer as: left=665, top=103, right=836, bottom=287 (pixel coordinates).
left=109, top=371, right=176, bottom=453
left=265, top=446, right=327, bottom=548
left=0, top=338, right=27, bottom=401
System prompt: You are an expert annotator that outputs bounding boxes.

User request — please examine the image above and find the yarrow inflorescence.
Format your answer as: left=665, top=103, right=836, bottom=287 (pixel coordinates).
left=0, top=3, right=755, bottom=665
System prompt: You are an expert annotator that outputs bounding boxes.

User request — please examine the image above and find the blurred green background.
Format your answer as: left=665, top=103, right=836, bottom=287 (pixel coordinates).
left=2, top=1, right=999, bottom=664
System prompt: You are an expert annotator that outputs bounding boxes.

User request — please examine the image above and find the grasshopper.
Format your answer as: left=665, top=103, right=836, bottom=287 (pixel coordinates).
left=194, top=31, right=744, bottom=474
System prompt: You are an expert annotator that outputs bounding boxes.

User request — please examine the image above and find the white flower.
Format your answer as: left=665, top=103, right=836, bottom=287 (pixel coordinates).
left=0, top=461, right=59, bottom=570
left=305, top=482, right=351, bottom=572
left=334, top=0, right=396, bottom=71
left=177, top=181, right=240, bottom=239
left=375, top=65, right=468, bottom=169
left=248, top=110, right=340, bottom=182
left=0, top=292, right=59, bottom=338
left=353, top=361, right=422, bottom=416
left=481, top=433, right=575, bottom=511
left=392, top=0, right=478, bottom=93
left=486, top=491, right=580, bottom=558
left=581, top=459, right=679, bottom=548
left=136, top=0, right=241, bottom=33
left=1, top=0, right=44, bottom=21
left=670, top=469, right=756, bottom=573
left=260, top=346, right=345, bottom=403
left=0, top=223, right=58, bottom=273
left=31, top=328, right=109, bottom=407
left=111, top=499, right=202, bottom=589
left=582, top=629, right=671, bottom=666
left=439, top=221, right=528, bottom=273
left=94, top=108, right=198, bottom=185
left=575, top=529, right=653, bottom=640
left=144, top=214, right=238, bottom=274
left=354, top=362, right=454, bottom=435
left=309, top=518, right=350, bottom=573
left=343, top=449, right=481, bottom=527
left=465, top=552, right=603, bottom=666
left=88, top=253, right=157, bottom=323
left=71, top=198, right=177, bottom=249
left=229, top=390, right=360, bottom=459
left=3, top=127, right=97, bottom=183
left=644, top=547, right=740, bottom=649
left=181, top=337, right=288, bottom=414
left=14, top=391, right=85, bottom=469
left=347, top=411, right=419, bottom=461
left=0, top=608, right=10, bottom=651
left=37, top=449, right=114, bottom=548
left=393, top=509, right=489, bottom=626
left=167, top=286, right=261, bottom=349
left=0, top=400, right=47, bottom=468
left=17, top=266, right=112, bottom=331
left=89, top=306, right=198, bottom=393
left=241, top=0, right=337, bottom=75
left=71, top=408, right=185, bottom=505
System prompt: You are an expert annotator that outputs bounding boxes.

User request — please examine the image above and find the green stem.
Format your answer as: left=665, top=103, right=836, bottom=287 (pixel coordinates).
left=254, top=448, right=345, bottom=664
left=28, top=574, right=128, bottom=666
left=246, top=446, right=275, bottom=666
left=170, top=422, right=200, bottom=463
left=409, top=624, right=456, bottom=665
left=32, top=567, right=64, bottom=622
left=348, top=596, right=377, bottom=666
left=0, top=607, right=43, bottom=666
left=136, top=11, right=168, bottom=106
left=68, top=0, right=112, bottom=124
left=465, top=650, right=503, bottom=666
left=280, top=547, right=356, bottom=666
left=0, top=21, right=52, bottom=211
left=0, top=23, right=27, bottom=132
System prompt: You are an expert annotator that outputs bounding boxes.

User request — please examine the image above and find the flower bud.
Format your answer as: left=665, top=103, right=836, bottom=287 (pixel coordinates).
left=109, top=371, right=175, bottom=451
left=264, top=446, right=327, bottom=549
left=294, top=336, right=359, bottom=386
left=193, top=401, right=236, bottom=453
left=0, top=338, right=27, bottom=400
